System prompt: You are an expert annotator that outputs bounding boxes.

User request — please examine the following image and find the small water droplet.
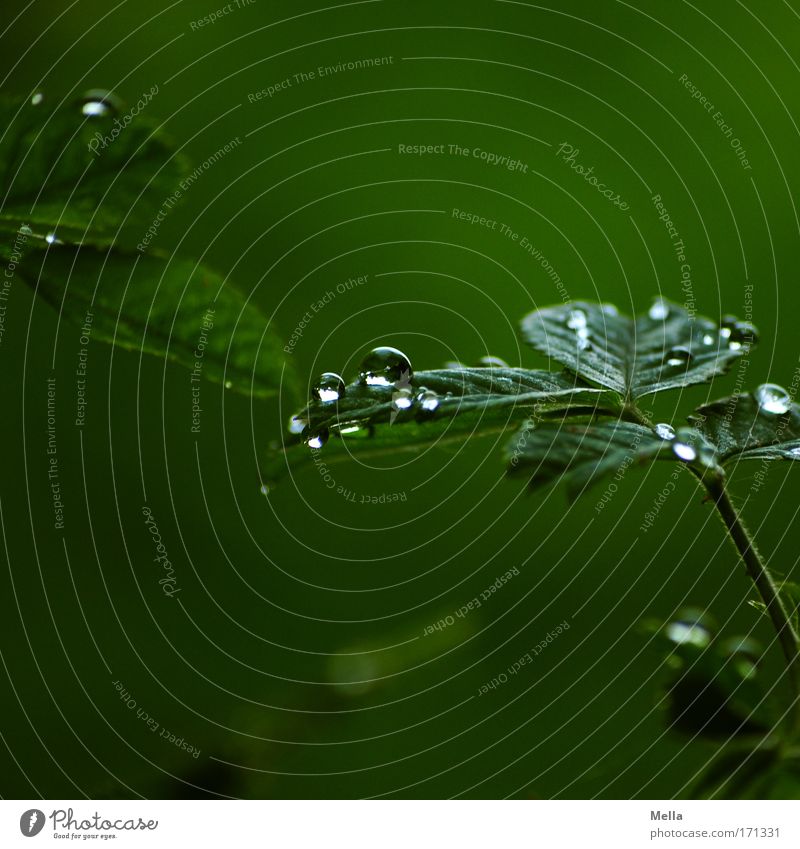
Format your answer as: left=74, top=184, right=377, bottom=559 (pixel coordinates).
left=359, top=346, right=412, bottom=386
left=664, top=346, right=692, bottom=367
left=45, top=232, right=57, bottom=244
left=18, top=224, right=33, bottom=236
left=417, top=388, right=440, bottom=412
left=672, top=441, right=697, bottom=462
left=649, top=299, right=670, bottom=320
left=306, top=428, right=329, bottom=449
left=288, top=415, right=306, bottom=435
left=576, top=329, right=591, bottom=351
left=444, top=361, right=466, bottom=370
left=260, top=484, right=270, bottom=496
left=566, top=309, right=587, bottom=330
left=755, top=383, right=791, bottom=415
left=702, top=333, right=715, bottom=346
left=654, top=423, right=675, bottom=440
left=224, top=380, right=233, bottom=389
left=312, top=372, right=345, bottom=403
left=666, top=621, right=711, bottom=649
left=30, top=92, right=44, bottom=106
left=476, top=355, right=509, bottom=368
left=727, top=322, right=758, bottom=351
left=78, top=89, right=120, bottom=117
left=391, top=387, right=413, bottom=411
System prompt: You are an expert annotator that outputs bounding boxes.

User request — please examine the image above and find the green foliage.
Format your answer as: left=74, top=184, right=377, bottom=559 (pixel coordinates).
left=2, top=92, right=294, bottom=400
left=520, top=299, right=748, bottom=399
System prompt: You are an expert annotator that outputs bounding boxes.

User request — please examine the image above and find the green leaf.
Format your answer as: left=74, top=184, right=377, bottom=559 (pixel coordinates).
left=0, top=90, right=185, bottom=259
left=19, top=244, right=296, bottom=400
left=520, top=299, right=752, bottom=400
left=690, top=390, right=800, bottom=464
left=264, top=368, right=619, bottom=487
left=504, top=419, right=668, bottom=499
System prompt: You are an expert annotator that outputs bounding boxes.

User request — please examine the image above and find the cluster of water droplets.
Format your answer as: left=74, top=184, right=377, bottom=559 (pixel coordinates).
left=300, top=346, right=448, bottom=449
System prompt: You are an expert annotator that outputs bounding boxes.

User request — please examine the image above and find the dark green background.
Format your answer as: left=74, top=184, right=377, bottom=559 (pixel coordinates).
left=2, top=0, right=800, bottom=799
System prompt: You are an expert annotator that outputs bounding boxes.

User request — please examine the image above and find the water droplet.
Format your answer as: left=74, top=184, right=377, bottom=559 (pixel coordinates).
left=788, top=446, right=800, bottom=458
left=312, top=372, right=345, bottom=403
left=45, top=232, right=57, bottom=244
left=224, top=380, right=233, bottom=389
left=331, top=420, right=372, bottom=438
left=444, top=360, right=466, bottom=370
left=18, top=224, right=33, bottom=237
left=417, top=388, right=440, bottom=412
left=476, top=355, right=509, bottom=368
left=649, top=299, right=670, bottom=320
left=666, top=621, right=711, bottom=649
left=306, top=428, right=329, bottom=449
left=672, top=441, right=697, bottom=462
left=260, top=484, right=270, bottom=496
left=576, top=329, right=591, bottom=351
left=755, top=383, right=791, bottom=415
left=601, top=304, right=619, bottom=316
left=359, top=346, right=412, bottom=386
left=78, top=89, right=120, bottom=117
left=30, top=92, right=43, bottom=106
left=566, top=309, right=587, bottom=330
left=288, top=415, right=306, bottom=435
left=391, top=387, right=413, bottom=411
left=727, top=322, right=758, bottom=351
left=654, top=423, right=675, bottom=440
left=702, top=333, right=715, bottom=346
left=719, top=315, right=738, bottom=339
left=664, top=346, right=692, bottom=367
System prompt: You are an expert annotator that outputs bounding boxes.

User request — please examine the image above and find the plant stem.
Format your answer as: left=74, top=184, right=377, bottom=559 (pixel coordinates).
left=705, top=474, right=800, bottom=737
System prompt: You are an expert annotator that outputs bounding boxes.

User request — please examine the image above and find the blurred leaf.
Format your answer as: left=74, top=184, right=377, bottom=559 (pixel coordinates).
left=19, top=244, right=296, bottom=400
left=264, top=368, right=619, bottom=487
left=0, top=90, right=185, bottom=259
left=645, top=609, right=774, bottom=741
left=690, top=391, right=800, bottom=464
left=690, top=743, right=779, bottom=799
left=520, top=299, right=750, bottom=400
left=504, top=419, right=668, bottom=499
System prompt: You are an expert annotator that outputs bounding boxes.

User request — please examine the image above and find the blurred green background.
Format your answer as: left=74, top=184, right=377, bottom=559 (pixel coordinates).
left=2, top=0, right=800, bottom=799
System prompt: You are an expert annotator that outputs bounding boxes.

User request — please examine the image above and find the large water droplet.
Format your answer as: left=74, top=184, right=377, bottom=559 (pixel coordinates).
left=755, top=383, right=791, bottom=415
left=78, top=89, right=120, bottom=117
left=654, top=423, right=675, bottom=440
left=566, top=309, right=587, bottom=330
left=359, top=346, right=412, bottom=386
left=476, top=355, right=509, bottom=369
left=417, top=388, right=440, bottom=412
left=391, top=387, right=413, bottom=411
left=672, top=441, right=697, bottom=462
left=788, top=446, right=800, bottom=458
left=312, top=372, right=345, bottom=403
left=649, top=299, right=670, bottom=320
left=664, top=346, right=692, bottom=367
left=306, top=428, right=329, bottom=449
